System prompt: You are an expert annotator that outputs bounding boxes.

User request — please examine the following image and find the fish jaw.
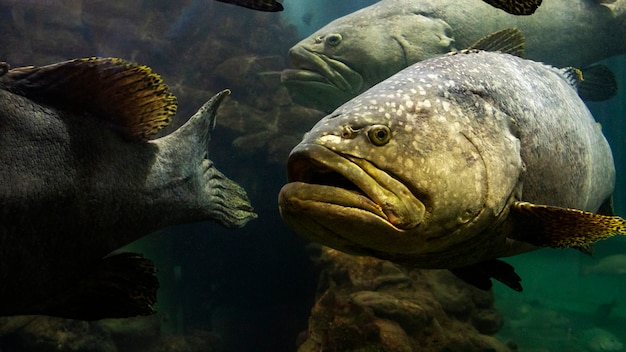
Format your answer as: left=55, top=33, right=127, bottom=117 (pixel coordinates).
left=281, top=45, right=363, bottom=110
left=278, top=143, right=430, bottom=255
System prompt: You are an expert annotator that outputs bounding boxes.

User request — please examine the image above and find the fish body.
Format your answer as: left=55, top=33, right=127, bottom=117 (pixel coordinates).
left=581, top=328, right=624, bottom=352
left=0, top=58, right=256, bottom=319
left=282, top=0, right=626, bottom=110
left=278, top=45, right=619, bottom=289
left=582, top=254, right=626, bottom=276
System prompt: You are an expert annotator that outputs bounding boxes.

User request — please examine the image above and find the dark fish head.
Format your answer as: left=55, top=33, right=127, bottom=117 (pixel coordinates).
left=278, top=67, right=510, bottom=263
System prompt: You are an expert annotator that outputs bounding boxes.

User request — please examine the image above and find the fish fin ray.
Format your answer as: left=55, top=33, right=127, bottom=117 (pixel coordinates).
left=482, top=0, right=542, bottom=15
left=467, top=28, right=525, bottom=57
left=577, top=64, right=618, bottom=102
left=511, top=201, right=626, bottom=248
left=3, top=57, right=177, bottom=141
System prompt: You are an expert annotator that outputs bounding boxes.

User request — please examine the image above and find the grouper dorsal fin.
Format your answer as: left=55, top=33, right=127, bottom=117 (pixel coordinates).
left=510, top=201, right=626, bottom=248
left=2, top=57, right=177, bottom=141
left=574, top=64, right=618, bottom=102
left=467, top=28, right=525, bottom=57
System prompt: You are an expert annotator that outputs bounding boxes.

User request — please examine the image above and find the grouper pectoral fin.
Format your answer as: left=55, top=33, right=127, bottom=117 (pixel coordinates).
left=510, top=201, right=626, bottom=249
left=28, top=253, right=159, bottom=320
left=0, top=57, right=177, bottom=141
left=450, top=259, right=523, bottom=292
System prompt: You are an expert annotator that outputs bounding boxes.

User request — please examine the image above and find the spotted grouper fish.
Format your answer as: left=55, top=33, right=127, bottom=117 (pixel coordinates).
left=0, top=58, right=256, bottom=320
left=278, top=29, right=625, bottom=291
left=282, top=0, right=626, bottom=111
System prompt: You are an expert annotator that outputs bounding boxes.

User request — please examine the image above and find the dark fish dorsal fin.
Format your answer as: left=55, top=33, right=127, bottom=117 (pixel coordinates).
left=3, top=57, right=177, bottom=141
left=467, top=28, right=525, bottom=57
left=510, top=201, right=626, bottom=248
left=482, top=0, right=542, bottom=16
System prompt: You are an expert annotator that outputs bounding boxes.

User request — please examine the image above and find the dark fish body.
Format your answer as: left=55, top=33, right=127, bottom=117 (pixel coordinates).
left=0, top=58, right=256, bottom=319
left=279, top=49, right=620, bottom=290
left=282, top=0, right=626, bottom=110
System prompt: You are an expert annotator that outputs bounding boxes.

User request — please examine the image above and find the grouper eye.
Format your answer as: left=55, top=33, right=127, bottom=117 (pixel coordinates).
left=367, top=125, right=391, bottom=146
left=326, top=33, right=342, bottom=46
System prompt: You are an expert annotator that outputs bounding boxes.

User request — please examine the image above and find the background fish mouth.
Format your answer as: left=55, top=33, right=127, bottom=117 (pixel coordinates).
left=282, top=46, right=364, bottom=94
left=283, top=144, right=425, bottom=230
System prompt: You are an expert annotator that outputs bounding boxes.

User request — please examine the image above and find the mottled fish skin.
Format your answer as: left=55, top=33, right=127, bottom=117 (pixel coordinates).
left=278, top=50, right=614, bottom=270
left=281, top=0, right=626, bottom=111
left=0, top=59, right=256, bottom=318
left=215, top=0, right=283, bottom=12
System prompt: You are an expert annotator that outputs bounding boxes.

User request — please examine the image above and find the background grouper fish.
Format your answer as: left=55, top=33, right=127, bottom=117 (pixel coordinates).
left=282, top=0, right=626, bottom=111
left=0, top=58, right=256, bottom=320
left=278, top=30, right=626, bottom=292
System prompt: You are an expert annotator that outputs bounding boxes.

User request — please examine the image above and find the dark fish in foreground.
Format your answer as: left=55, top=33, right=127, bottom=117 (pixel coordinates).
left=0, top=58, right=256, bottom=320
left=278, top=29, right=624, bottom=292
left=215, top=0, right=283, bottom=12
left=483, top=0, right=541, bottom=15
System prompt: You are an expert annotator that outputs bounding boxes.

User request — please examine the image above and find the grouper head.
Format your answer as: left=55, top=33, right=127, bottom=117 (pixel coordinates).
left=278, top=56, right=523, bottom=268
left=281, top=4, right=455, bottom=112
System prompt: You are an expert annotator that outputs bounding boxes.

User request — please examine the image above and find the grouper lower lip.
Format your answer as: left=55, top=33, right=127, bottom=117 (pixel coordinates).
left=282, top=46, right=364, bottom=94
left=280, top=143, right=426, bottom=230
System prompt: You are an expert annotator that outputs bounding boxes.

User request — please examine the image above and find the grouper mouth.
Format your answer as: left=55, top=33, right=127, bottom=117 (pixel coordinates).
left=281, top=46, right=364, bottom=110
left=278, top=143, right=427, bottom=253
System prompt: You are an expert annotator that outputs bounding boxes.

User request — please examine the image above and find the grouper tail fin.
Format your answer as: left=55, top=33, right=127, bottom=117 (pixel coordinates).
left=163, top=90, right=257, bottom=228
left=510, top=201, right=626, bottom=248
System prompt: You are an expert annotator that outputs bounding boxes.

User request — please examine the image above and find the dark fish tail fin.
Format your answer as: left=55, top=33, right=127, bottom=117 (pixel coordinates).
left=33, top=253, right=159, bottom=320
left=510, top=201, right=626, bottom=248
left=167, top=89, right=257, bottom=228
left=467, top=28, right=525, bottom=57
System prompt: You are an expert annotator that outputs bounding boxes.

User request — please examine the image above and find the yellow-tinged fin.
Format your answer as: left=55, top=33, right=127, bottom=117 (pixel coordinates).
left=466, top=28, right=525, bottom=57
left=482, top=0, right=542, bottom=15
left=3, top=57, right=177, bottom=141
left=511, top=201, right=626, bottom=248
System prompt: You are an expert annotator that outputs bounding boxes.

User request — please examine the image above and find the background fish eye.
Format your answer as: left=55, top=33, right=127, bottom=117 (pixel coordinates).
left=325, top=33, right=342, bottom=46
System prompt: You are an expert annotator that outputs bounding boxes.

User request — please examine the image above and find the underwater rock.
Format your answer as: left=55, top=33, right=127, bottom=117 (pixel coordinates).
left=297, top=247, right=512, bottom=351
left=0, top=315, right=220, bottom=352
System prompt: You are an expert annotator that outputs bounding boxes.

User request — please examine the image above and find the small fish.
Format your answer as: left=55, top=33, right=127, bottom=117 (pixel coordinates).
left=215, top=0, right=283, bottom=12
left=278, top=29, right=623, bottom=292
left=582, top=254, right=626, bottom=276
left=581, top=328, right=624, bottom=352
